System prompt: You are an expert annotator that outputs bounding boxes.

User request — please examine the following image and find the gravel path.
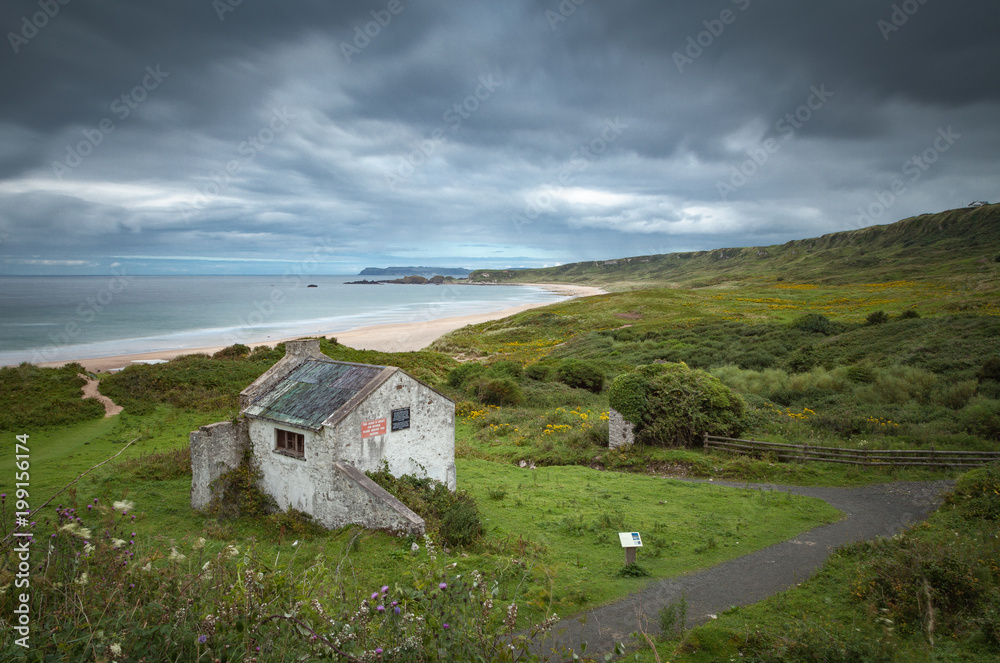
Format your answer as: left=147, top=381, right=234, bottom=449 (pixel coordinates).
left=537, top=478, right=954, bottom=659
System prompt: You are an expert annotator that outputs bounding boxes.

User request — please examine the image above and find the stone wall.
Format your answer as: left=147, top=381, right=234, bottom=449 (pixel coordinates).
left=190, top=420, right=247, bottom=509
left=608, top=407, right=635, bottom=449
left=322, top=462, right=424, bottom=535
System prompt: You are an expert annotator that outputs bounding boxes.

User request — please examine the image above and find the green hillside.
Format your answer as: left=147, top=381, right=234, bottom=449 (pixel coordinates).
left=470, top=204, right=1000, bottom=289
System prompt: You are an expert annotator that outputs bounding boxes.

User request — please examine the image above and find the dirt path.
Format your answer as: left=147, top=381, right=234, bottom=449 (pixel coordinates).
left=78, top=373, right=123, bottom=417
left=538, top=478, right=954, bottom=659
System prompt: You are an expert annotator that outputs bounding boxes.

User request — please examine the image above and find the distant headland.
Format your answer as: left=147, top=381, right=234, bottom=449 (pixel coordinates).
left=359, top=266, right=472, bottom=277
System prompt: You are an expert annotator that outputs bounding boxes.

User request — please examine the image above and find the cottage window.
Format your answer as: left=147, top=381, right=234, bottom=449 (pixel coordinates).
left=275, top=428, right=305, bottom=457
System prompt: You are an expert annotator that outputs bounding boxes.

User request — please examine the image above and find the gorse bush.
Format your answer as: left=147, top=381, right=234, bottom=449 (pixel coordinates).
left=792, top=312, right=838, bottom=336
left=556, top=359, right=605, bottom=393
left=610, top=362, right=746, bottom=447
left=448, top=362, right=485, bottom=388
left=524, top=362, right=555, bottom=382
left=865, top=310, right=889, bottom=326
left=486, top=360, right=523, bottom=381
left=474, top=377, right=523, bottom=406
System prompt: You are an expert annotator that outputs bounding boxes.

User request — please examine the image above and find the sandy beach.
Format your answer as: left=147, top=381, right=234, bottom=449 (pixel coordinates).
left=38, top=283, right=605, bottom=373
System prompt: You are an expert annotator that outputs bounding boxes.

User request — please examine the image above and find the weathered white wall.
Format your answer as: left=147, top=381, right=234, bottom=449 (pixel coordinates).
left=608, top=407, right=635, bottom=449
left=330, top=372, right=456, bottom=489
left=190, top=420, right=246, bottom=509
left=248, top=418, right=318, bottom=517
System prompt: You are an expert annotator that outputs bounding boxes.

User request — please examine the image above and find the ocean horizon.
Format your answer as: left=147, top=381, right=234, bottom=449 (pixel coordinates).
left=0, top=275, right=564, bottom=366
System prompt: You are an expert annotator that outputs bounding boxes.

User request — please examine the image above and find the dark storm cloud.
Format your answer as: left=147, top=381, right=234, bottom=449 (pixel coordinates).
left=1, top=0, right=998, bottom=274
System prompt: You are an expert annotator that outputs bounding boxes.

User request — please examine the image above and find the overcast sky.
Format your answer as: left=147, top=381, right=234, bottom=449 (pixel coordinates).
left=1, top=0, right=997, bottom=275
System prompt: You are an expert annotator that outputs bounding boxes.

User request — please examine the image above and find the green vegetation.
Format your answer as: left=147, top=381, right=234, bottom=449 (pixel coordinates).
left=638, top=463, right=1000, bottom=663
left=467, top=204, right=1000, bottom=289
left=0, top=362, right=105, bottom=430
left=0, top=415, right=836, bottom=661
left=609, top=363, right=746, bottom=446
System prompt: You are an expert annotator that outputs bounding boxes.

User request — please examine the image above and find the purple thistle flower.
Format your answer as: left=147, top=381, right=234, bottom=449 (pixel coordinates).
left=198, top=634, right=207, bottom=644
left=443, top=623, right=450, bottom=629
left=381, top=585, right=389, bottom=594
left=375, top=648, right=383, bottom=655
left=377, top=605, right=385, bottom=612
left=371, top=591, right=379, bottom=600
left=439, top=582, right=447, bottom=590
left=394, top=606, right=401, bottom=615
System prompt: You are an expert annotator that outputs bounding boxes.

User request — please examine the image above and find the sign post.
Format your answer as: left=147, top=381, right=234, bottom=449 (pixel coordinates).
left=618, top=531, right=642, bottom=565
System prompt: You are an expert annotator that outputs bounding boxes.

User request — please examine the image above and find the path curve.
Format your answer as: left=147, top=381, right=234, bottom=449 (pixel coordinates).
left=78, top=373, right=124, bottom=417
left=540, top=478, right=954, bottom=658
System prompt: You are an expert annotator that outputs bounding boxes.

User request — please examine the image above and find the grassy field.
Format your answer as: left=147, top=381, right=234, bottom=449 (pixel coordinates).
left=0, top=409, right=838, bottom=660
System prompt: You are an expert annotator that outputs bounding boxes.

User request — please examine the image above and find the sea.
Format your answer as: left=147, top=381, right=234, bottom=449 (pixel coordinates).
left=0, top=275, right=564, bottom=366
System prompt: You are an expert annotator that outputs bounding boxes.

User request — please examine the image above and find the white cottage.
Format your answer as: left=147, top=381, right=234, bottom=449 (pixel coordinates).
left=190, top=339, right=455, bottom=535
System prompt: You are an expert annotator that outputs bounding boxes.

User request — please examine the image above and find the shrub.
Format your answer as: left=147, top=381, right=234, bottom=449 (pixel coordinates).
left=978, top=357, right=1000, bottom=383
left=738, top=349, right=777, bottom=370
left=474, top=377, right=523, bottom=406
left=447, top=362, right=485, bottom=388
left=440, top=494, right=485, bottom=547
left=792, top=313, right=837, bottom=335
left=556, top=359, right=605, bottom=393
left=367, top=465, right=484, bottom=548
left=486, top=360, right=524, bottom=381
left=606, top=371, right=650, bottom=425
left=208, top=453, right=278, bottom=520
left=958, top=397, right=1000, bottom=441
left=865, top=310, right=889, bottom=326
left=934, top=379, right=978, bottom=410
left=212, top=343, right=250, bottom=359
left=524, top=363, right=554, bottom=382
left=899, top=308, right=920, bottom=320
left=609, top=363, right=746, bottom=447
left=784, top=345, right=817, bottom=373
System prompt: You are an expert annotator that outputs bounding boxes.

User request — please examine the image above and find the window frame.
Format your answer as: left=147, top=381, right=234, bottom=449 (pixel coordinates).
left=275, top=428, right=305, bottom=458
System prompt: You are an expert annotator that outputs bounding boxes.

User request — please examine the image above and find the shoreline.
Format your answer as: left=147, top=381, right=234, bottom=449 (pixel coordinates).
left=35, top=283, right=605, bottom=373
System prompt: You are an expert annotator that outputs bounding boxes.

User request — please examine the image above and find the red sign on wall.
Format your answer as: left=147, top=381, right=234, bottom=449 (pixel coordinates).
left=361, top=418, right=387, bottom=439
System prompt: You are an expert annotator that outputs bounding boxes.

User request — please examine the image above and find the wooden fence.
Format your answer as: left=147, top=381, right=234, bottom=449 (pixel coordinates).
left=704, top=435, right=1000, bottom=468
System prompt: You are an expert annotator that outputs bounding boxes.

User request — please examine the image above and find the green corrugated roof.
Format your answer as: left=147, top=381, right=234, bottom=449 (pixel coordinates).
left=243, top=360, right=387, bottom=431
